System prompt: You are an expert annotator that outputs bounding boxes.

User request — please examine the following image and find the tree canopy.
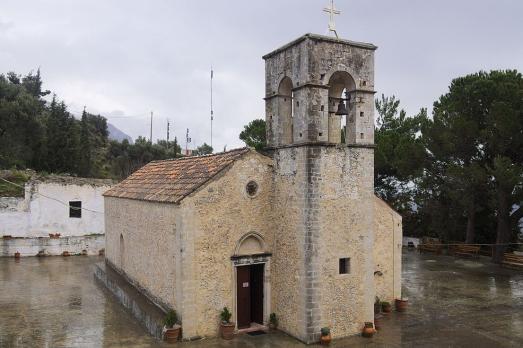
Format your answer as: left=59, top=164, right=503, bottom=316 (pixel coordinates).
left=239, top=119, right=266, bottom=151
left=0, top=70, right=181, bottom=179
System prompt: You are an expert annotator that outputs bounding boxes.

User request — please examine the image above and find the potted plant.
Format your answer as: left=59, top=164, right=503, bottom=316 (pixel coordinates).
left=219, top=307, right=235, bottom=340
left=362, top=322, right=375, bottom=338
left=374, top=312, right=383, bottom=331
left=14, top=251, right=21, bottom=259
left=395, top=298, right=408, bottom=312
left=163, top=310, right=181, bottom=343
left=320, top=327, right=331, bottom=345
left=269, top=313, right=278, bottom=330
left=374, top=296, right=381, bottom=314
left=381, top=301, right=392, bottom=313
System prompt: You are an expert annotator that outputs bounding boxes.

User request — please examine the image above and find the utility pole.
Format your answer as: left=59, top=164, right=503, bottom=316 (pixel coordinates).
left=149, top=111, right=153, bottom=143
left=210, top=67, right=214, bottom=149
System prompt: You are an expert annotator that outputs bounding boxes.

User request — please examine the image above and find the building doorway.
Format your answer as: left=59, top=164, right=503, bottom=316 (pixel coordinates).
left=236, top=263, right=264, bottom=329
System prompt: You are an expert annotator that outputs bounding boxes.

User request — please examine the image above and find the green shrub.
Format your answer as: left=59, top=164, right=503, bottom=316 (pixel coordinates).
left=269, top=313, right=278, bottom=326
left=321, top=327, right=330, bottom=336
left=163, top=310, right=178, bottom=328
left=220, top=307, right=232, bottom=324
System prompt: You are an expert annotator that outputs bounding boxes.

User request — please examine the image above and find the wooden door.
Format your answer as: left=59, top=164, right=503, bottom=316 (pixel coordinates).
left=236, top=266, right=251, bottom=329
left=250, top=263, right=264, bottom=324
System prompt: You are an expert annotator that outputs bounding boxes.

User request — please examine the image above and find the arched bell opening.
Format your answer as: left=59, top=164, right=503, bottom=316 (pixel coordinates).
left=327, top=71, right=356, bottom=144
left=278, top=77, right=294, bottom=145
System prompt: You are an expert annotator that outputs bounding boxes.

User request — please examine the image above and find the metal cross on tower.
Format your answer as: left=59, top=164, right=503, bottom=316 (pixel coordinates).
left=323, top=0, right=341, bottom=38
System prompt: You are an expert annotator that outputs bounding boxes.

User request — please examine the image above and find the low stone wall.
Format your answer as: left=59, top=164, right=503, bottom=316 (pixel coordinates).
left=94, top=261, right=165, bottom=340
left=0, top=235, right=105, bottom=257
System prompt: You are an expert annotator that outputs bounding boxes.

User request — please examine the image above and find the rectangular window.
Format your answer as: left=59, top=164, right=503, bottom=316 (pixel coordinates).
left=69, top=201, right=82, bottom=218
left=339, top=258, right=350, bottom=274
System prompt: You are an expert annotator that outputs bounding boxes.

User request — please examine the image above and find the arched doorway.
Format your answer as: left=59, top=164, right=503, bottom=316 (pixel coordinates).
left=232, top=233, right=271, bottom=330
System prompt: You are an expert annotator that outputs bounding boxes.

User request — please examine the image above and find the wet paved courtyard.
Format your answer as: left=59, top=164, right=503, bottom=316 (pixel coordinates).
left=1, top=251, right=522, bottom=347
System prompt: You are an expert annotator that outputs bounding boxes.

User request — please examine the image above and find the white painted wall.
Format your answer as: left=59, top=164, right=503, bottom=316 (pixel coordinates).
left=0, top=181, right=111, bottom=238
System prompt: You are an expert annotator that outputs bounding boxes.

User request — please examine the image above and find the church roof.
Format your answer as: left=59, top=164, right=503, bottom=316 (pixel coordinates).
left=103, top=147, right=251, bottom=204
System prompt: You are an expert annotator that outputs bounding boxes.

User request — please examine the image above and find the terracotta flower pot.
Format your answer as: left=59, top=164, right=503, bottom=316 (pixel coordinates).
left=395, top=299, right=408, bottom=312
left=381, top=303, right=392, bottom=313
left=164, top=325, right=181, bottom=343
left=320, top=334, right=332, bottom=345
left=62, top=251, right=70, bottom=257
left=220, top=322, right=235, bottom=340
left=362, top=322, right=376, bottom=338
left=269, top=322, right=277, bottom=330
left=14, top=251, right=21, bottom=259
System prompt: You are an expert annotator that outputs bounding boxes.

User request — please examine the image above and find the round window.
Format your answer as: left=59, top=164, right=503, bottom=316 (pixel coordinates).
left=246, top=181, right=258, bottom=197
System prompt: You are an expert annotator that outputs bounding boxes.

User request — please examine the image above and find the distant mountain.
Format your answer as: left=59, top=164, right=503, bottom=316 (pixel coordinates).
left=107, top=123, right=133, bottom=143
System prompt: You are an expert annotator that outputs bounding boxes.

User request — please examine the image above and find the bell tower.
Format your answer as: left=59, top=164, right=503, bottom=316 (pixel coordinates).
left=265, top=34, right=377, bottom=343
left=264, top=33, right=376, bottom=148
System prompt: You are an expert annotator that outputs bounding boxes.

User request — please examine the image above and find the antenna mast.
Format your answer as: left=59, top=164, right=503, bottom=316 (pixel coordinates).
left=167, top=119, right=170, bottom=150
left=185, top=128, right=191, bottom=156
left=210, top=67, right=214, bottom=149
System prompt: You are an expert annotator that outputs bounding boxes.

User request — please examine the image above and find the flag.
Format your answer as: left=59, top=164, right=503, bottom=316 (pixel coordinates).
left=211, top=69, right=213, bottom=79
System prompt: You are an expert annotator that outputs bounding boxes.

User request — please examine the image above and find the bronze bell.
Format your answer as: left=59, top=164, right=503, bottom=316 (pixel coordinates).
left=335, top=99, right=348, bottom=116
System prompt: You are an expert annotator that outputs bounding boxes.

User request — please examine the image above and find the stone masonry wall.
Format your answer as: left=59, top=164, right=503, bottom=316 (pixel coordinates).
left=272, top=145, right=375, bottom=343
left=374, top=197, right=402, bottom=303
left=315, top=147, right=375, bottom=340
left=176, top=151, right=274, bottom=339
left=104, top=196, right=177, bottom=311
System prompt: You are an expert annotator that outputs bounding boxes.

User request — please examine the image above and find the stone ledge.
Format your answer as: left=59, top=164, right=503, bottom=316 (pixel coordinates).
left=265, top=142, right=376, bottom=151
left=94, top=261, right=167, bottom=340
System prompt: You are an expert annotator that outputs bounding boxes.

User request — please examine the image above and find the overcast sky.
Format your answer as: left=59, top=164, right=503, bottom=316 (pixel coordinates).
left=1, top=0, right=522, bottom=151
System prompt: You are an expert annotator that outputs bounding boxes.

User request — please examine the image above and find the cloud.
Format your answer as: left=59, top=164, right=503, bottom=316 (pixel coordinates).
left=1, top=0, right=522, bottom=151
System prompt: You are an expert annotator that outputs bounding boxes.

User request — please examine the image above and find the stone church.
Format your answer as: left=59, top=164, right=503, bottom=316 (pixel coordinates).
left=103, top=33, right=402, bottom=343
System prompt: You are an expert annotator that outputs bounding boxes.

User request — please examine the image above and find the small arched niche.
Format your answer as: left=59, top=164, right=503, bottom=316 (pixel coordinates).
left=327, top=71, right=356, bottom=143
left=235, top=232, right=266, bottom=256
left=277, top=77, right=294, bottom=145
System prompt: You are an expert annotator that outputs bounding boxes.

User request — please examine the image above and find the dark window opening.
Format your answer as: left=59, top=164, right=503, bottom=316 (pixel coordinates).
left=69, top=201, right=82, bottom=218
left=321, top=105, right=324, bottom=111
left=339, top=258, right=350, bottom=274
left=360, top=111, right=364, bottom=117
left=319, top=132, right=323, bottom=136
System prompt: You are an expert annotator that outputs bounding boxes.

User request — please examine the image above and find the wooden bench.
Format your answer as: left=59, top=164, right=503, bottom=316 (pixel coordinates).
left=418, top=243, right=442, bottom=255
left=453, top=245, right=480, bottom=258
left=502, top=253, right=523, bottom=268
left=448, top=242, right=463, bottom=256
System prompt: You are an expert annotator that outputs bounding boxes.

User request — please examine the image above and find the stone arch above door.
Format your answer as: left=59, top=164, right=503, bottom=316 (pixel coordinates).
left=234, top=232, right=267, bottom=256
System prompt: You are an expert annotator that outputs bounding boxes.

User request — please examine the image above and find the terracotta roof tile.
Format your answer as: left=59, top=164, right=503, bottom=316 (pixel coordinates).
left=104, top=147, right=250, bottom=203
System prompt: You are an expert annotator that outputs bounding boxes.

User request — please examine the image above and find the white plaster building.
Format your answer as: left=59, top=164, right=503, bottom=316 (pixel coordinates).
left=1, top=175, right=113, bottom=256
